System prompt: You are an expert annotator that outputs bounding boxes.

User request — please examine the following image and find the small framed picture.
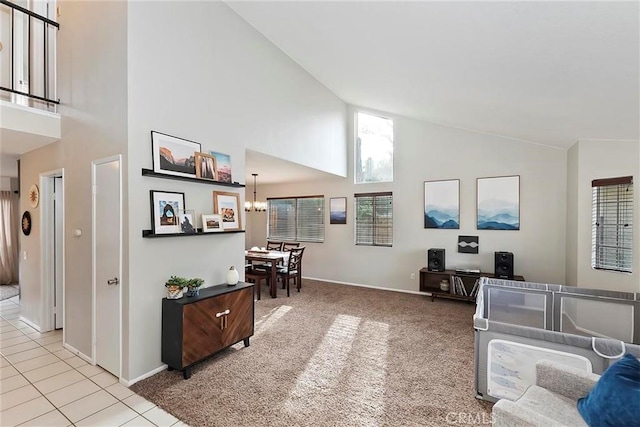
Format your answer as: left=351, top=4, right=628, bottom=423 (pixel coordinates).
left=178, top=209, right=197, bottom=234
left=201, top=214, right=223, bottom=233
left=151, top=131, right=201, bottom=178
left=213, top=191, right=242, bottom=231
left=210, top=151, right=232, bottom=183
left=150, top=190, right=185, bottom=234
left=330, top=197, right=347, bottom=224
left=195, top=152, right=218, bottom=181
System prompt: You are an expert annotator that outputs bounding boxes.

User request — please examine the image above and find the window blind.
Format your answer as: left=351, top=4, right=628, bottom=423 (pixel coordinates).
left=355, top=192, right=393, bottom=246
left=591, top=176, right=633, bottom=273
left=267, top=196, right=324, bottom=243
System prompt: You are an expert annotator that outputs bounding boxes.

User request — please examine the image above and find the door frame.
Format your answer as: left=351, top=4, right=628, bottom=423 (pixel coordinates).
left=91, top=154, right=123, bottom=379
left=40, top=169, right=64, bottom=336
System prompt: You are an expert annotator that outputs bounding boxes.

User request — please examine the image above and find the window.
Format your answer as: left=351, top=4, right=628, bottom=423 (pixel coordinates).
left=267, top=196, right=324, bottom=243
left=355, top=192, right=393, bottom=246
left=592, top=176, right=633, bottom=273
left=355, top=112, right=394, bottom=183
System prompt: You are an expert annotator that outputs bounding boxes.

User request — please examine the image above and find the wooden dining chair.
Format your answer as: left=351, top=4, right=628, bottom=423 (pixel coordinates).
left=267, top=241, right=284, bottom=251
left=245, top=267, right=270, bottom=301
left=282, top=242, right=300, bottom=252
left=277, top=247, right=305, bottom=297
left=278, top=242, right=301, bottom=287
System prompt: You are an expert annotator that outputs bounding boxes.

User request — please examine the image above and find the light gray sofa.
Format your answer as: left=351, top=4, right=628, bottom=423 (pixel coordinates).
left=493, top=360, right=599, bottom=427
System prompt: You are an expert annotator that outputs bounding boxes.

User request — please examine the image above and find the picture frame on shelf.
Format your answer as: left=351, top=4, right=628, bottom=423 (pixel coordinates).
left=201, top=214, right=223, bottom=233
left=477, top=175, right=520, bottom=230
left=151, top=131, right=201, bottom=178
left=178, top=209, right=197, bottom=234
left=150, top=190, right=185, bottom=234
left=195, top=152, right=218, bottom=181
left=424, top=179, right=460, bottom=229
left=213, top=191, right=242, bottom=231
left=330, top=197, right=347, bottom=224
left=209, top=151, right=232, bottom=183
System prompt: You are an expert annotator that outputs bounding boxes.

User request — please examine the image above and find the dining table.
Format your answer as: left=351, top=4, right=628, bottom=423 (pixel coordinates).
left=244, top=250, right=288, bottom=298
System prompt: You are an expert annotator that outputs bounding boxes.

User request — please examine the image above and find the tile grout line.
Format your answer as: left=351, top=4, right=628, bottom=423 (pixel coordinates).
left=0, top=304, right=76, bottom=427
left=0, top=298, right=169, bottom=427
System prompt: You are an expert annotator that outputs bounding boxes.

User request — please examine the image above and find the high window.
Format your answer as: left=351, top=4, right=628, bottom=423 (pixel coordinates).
left=354, top=192, right=393, bottom=246
left=267, top=196, right=324, bottom=243
left=355, top=112, right=394, bottom=183
left=592, top=176, right=633, bottom=273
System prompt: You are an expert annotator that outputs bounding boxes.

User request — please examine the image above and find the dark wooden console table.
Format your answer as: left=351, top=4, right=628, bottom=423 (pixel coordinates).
left=419, top=269, right=525, bottom=303
left=162, top=282, right=254, bottom=379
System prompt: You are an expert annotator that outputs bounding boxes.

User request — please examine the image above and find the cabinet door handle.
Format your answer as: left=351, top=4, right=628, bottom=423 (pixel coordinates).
left=223, top=309, right=230, bottom=315
left=215, top=312, right=224, bottom=318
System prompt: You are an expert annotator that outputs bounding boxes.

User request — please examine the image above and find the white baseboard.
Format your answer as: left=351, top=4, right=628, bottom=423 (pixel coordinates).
left=63, top=342, right=93, bottom=364
left=303, top=276, right=425, bottom=296
left=18, top=316, right=41, bottom=332
left=121, top=364, right=168, bottom=387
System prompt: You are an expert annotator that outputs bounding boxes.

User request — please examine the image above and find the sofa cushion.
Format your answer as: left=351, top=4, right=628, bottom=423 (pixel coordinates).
left=577, top=353, right=640, bottom=427
left=517, top=385, right=587, bottom=426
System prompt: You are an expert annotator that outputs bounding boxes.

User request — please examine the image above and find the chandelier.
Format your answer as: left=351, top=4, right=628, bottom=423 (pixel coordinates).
left=245, top=173, right=267, bottom=212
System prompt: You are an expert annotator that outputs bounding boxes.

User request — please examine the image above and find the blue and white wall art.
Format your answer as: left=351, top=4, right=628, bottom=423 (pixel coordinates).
left=477, top=175, right=520, bottom=230
left=424, top=179, right=459, bottom=229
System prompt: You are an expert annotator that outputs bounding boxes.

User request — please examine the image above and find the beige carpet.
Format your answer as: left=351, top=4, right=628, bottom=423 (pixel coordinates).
left=131, top=280, right=492, bottom=426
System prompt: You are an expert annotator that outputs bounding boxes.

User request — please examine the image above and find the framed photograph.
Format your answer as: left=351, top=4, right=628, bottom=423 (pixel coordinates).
left=178, top=209, right=197, bottom=234
left=150, top=190, right=185, bottom=234
left=213, top=191, right=242, bottom=231
left=151, top=131, right=201, bottom=178
left=330, top=197, right=347, bottom=224
left=201, top=214, right=223, bottom=233
left=195, top=152, right=218, bottom=181
left=209, top=151, right=232, bottom=183
left=424, top=179, right=459, bottom=229
left=477, top=175, right=520, bottom=230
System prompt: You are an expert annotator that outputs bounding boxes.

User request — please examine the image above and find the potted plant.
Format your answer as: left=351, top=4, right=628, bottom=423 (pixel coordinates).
left=186, top=278, right=204, bottom=297
left=165, top=275, right=187, bottom=299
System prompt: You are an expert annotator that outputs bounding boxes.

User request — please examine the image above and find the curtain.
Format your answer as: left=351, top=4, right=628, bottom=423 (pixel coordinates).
left=0, top=191, right=19, bottom=284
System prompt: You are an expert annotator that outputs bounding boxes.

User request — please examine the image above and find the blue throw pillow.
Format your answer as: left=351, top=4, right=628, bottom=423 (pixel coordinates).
left=577, top=353, right=640, bottom=427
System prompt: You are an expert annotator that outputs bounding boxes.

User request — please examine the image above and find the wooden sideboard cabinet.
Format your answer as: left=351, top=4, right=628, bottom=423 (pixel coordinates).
left=162, top=282, right=254, bottom=379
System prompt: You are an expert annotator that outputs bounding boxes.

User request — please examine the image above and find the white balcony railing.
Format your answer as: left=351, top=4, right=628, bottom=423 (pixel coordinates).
left=0, top=0, right=58, bottom=112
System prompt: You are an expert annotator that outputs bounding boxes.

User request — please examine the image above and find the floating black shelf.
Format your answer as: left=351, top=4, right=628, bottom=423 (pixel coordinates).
left=141, top=169, right=245, bottom=188
left=142, top=229, right=245, bottom=238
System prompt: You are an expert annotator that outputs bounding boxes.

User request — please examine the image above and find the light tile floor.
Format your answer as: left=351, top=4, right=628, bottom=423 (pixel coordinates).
left=0, top=295, right=188, bottom=427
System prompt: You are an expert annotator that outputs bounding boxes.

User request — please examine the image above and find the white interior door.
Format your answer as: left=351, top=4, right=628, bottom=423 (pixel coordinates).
left=53, top=176, right=63, bottom=329
left=93, top=156, right=121, bottom=377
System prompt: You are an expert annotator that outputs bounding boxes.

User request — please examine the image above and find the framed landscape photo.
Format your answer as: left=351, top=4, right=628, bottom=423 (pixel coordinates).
left=477, top=175, right=520, bottom=230
left=330, top=197, right=347, bottom=224
left=195, top=152, right=218, bottom=181
left=213, top=191, right=242, bottom=231
left=210, top=151, right=232, bottom=183
left=178, top=209, right=197, bottom=234
left=424, top=179, right=460, bottom=229
left=150, top=190, right=185, bottom=234
left=151, top=131, right=201, bottom=178
left=201, top=214, right=223, bottom=233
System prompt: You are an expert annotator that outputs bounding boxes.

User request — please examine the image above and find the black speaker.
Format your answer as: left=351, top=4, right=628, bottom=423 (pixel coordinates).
left=494, top=252, right=514, bottom=279
left=428, top=248, right=445, bottom=272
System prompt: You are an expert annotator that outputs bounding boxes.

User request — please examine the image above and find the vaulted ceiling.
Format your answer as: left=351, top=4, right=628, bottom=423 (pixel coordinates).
left=230, top=1, right=639, bottom=152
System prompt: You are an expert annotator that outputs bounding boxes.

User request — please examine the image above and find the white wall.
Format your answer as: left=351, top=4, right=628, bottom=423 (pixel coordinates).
left=19, top=0, right=129, bottom=359
left=126, top=1, right=346, bottom=381
left=566, top=143, right=579, bottom=287
left=566, top=139, right=639, bottom=292
left=248, top=106, right=568, bottom=291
